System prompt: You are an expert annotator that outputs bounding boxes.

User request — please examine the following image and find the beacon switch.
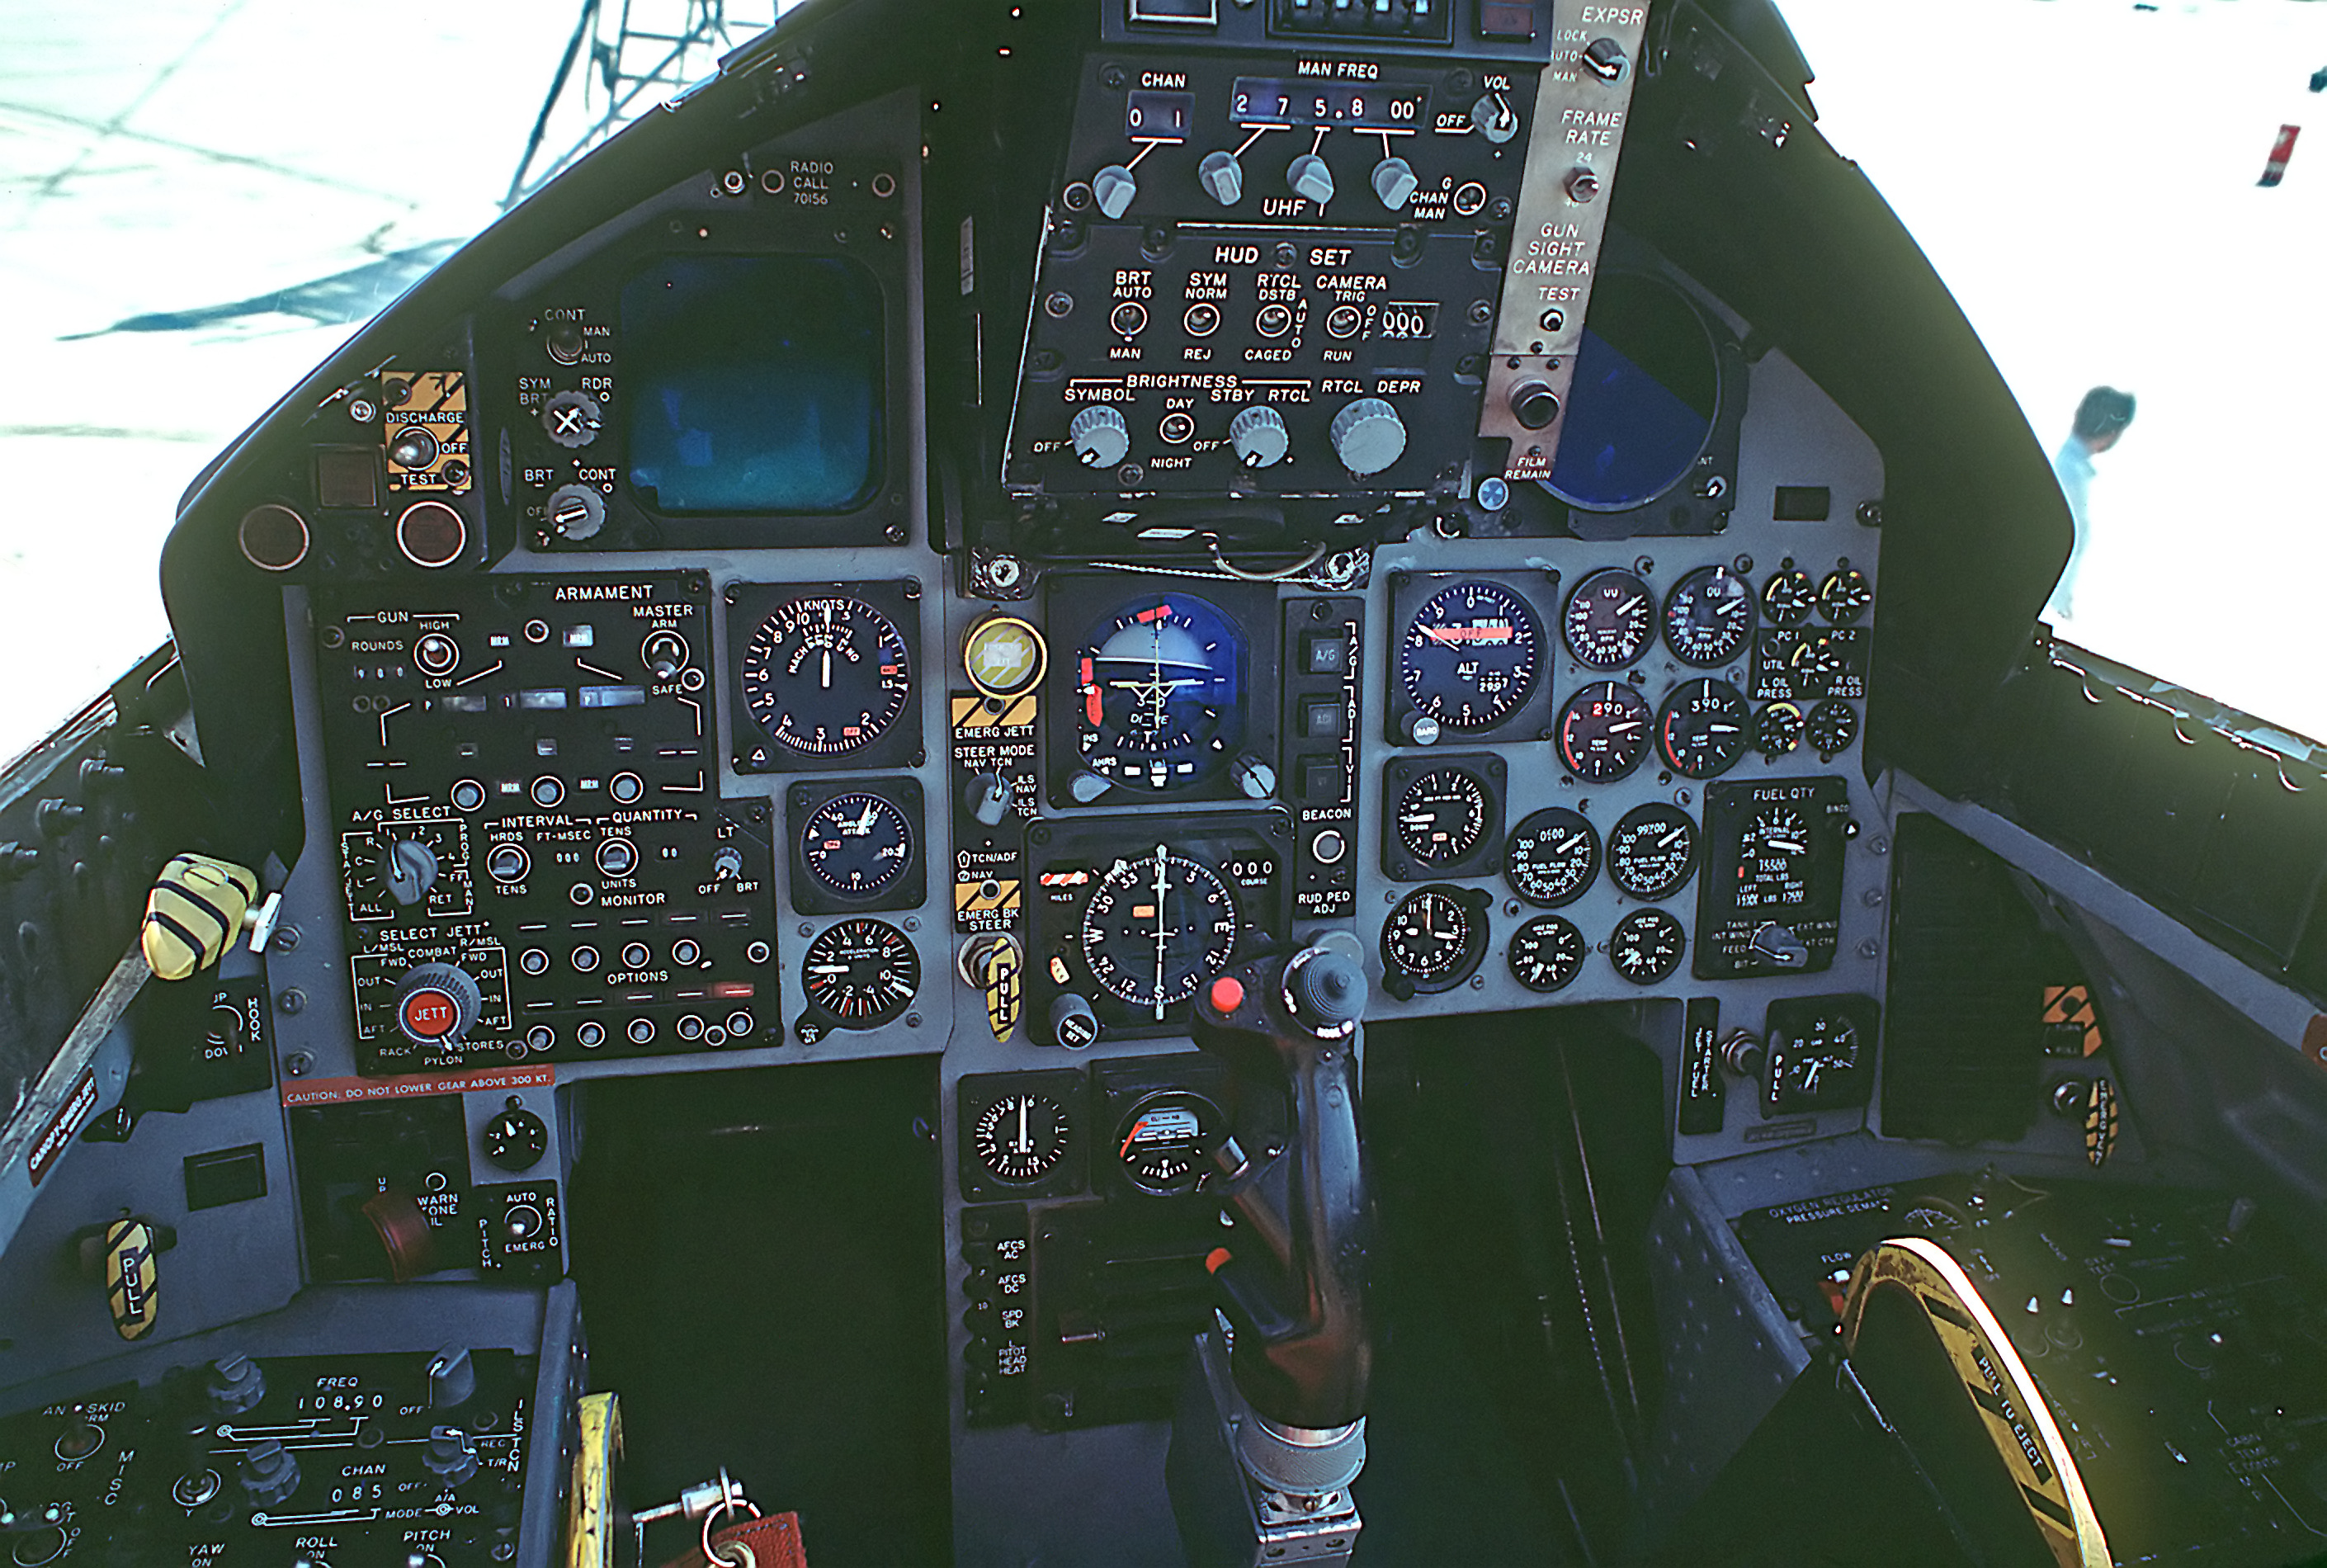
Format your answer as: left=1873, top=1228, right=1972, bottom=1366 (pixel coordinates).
left=1069, top=406, right=1131, bottom=469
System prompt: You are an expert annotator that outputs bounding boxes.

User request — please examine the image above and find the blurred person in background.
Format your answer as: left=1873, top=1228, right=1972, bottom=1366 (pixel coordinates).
left=2045, top=385, right=2136, bottom=626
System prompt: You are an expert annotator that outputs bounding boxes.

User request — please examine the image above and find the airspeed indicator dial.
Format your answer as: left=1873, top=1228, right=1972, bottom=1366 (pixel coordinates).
left=1399, top=581, right=1543, bottom=733
left=740, top=596, right=912, bottom=758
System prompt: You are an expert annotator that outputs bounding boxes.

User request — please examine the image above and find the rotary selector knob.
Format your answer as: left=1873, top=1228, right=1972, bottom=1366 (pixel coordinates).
left=482, top=1102, right=549, bottom=1172
left=1228, top=406, right=1289, bottom=468
left=1329, top=397, right=1408, bottom=476
left=205, top=1355, right=266, bottom=1417
left=422, top=1426, right=479, bottom=1486
left=1050, top=992, right=1101, bottom=1050
left=1069, top=406, right=1131, bottom=469
left=1471, top=92, right=1520, bottom=143
left=239, top=1439, right=300, bottom=1508
left=394, top=963, right=483, bottom=1046
left=540, top=389, right=603, bottom=449
left=1197, top=149, right=1244, bottom=206
left=1286, top=153, right=1335, bottom=207
left=1371, top=156, right=1418, bottom=210
left=379, top=838, right=439, bottom=907
left=1091, top=164, right=1138, bottom=219
left=545, top=483, right=605, bottom=541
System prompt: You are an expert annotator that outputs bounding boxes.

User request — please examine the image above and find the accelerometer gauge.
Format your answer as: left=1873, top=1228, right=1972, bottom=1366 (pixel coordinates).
left=1078, top=848, right=1240, bottom=1021
left=800, top=791, right=915, bottom=900
left=975, top=1091, right=1072, bottom=1183
left=1760, top=567, right=1815, bottom=628
left=1115, top=1092, right=1221, bottom=1197
left=1556, top=682, right=1652, bottom=782
left=1562, top=569, right=1656, bottom=669
left=1657, top=678, right=1751, bottom=779
left=1393, top=765, right=1492, bottom=869
left=1607, top=804, right=1698, bottom=900
left=1398, top=580, right=1543, bottom=733
left=1607, top=908, right=1687, bottom=985
left=1805, top=700, right=1860, bottom=757
left=1763, top=999, right=1878, bottom=1113
left=1074, top=594, right=1244, bottom=791
left=739, top=594, right=913, bottom=759
left=1818, top=567, right=1873, bottom=625
left=1381, top=886, right=1486, bottom=994
left=1505, top=807, right=1599, bottom=908
left=1662, top=565, right=1754, bottom=667
left=1754, top=701, right=1805, bottom=758
left=801, top=917, right=919, bottom=1027
left=1508, top=914, right=1588, bottom=994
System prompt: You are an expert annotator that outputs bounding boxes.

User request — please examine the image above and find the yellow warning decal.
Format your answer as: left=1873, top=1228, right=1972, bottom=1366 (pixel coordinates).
left=2041, top=984, right=2103, bottom=1057
left=565, top=1392, right=623, bottom=1568
left=956, top=878, right=1022, bottom=917
left=2084, top=1078, right=2118, bottom=1168
left=1843, top=1236, right=2109, bottom=1568
left=980, top=940, right=1022, bottom=1043
left=384, top=371, right=473, bottom=495
left=104, top=1217, right=158, bottom=1342
left=954, top=692, right=1038, bottom=732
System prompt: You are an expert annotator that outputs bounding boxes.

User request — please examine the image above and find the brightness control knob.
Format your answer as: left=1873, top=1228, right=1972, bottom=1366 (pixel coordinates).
left=1069, top=406, right=1131, bottom=469
left=395, top=963, right=483, bottom=1046
left=1198, top=149, right=1244, bottom=206
left=1329, top=397, right=1408, bottom=477
left=1227, top=405, right=1289, bottom=468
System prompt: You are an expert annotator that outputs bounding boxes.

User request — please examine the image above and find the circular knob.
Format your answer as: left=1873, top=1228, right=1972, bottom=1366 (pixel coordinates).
left=427, top=1346, right=477, bottom=1410
left=965, top=772, right=1014, bottom=827
left=482, top=1104, right=549, bottom=1172
left=546, top=320, right=586, bottom=363
left=1286, top=153, right=1335, bottom=206
left=422, top=1426, right=479, bottom=1486
left=1582, top=35, right=1630, bottom=82
left=1091, top=163, right=1138, bottom=219
left=1068, top=769, right=1112, bottom=804
left=379, top=838, right=440, bottom=907
left=1069, top=406, right=1131, bottom=470
left=394, top=964, right=482, bottom=1046
left=1329, top=397, right=1408, bottom=476
left=1227, top=406, right=1289, bottom=469
left=1198, top=149, right=1244, bottom=206
left=545, top=484, right=605, bottom=542
left=205, top=1354, right=266, bottom=1417
left=1509, top=380, right=1561, bottom=430
left=1231, top=753, right=1277, bottom=800
left=1289, top=947, right=1367, bottom=1029
left=1371, top=156, right=1418, bottom=210
left=540, top=389, right=602, bottom=449
left=1471, top=92, right=1520, bottom=143
left=1050, top=992, right=1101, bottom=1050
left=239, top=1438, right=300, bottom=1508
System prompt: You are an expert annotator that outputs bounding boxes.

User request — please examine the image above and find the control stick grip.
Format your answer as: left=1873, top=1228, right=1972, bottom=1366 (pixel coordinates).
left=1192, top=938, right=1373, bottom=1431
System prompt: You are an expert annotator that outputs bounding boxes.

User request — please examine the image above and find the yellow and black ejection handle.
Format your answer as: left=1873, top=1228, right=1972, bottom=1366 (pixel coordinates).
left=139, top=852, right=277, bottom=981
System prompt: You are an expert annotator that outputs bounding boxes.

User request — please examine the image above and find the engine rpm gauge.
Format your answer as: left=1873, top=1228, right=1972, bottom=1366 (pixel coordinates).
left=1563, top=569, right=1656, bottom=669
left=1662, top=565, right=1754, bottom=667
left=1607, top=908, right=1687, bottom=985
left=800, top=791, right=915, bottom=900
left=1115, top=1092, right=1221, bottom=1197
left=1557, top=682, right=1653, bottom=782
left=1393, top=765, right=1492, bottom=869
left=1806, top=700, right=1860, bottom=756
left=1078, top=848, right=1240, bottom=1020
left=1819, top=567, right=1873, bottom=624
left=1381, top=885, right=1486, bottom=994
left=802, top=918, right=920, bottom=1027
left=1657, top=678, right=1751, bottom=779
left=1398, top=581, right=1543, bottom=734
left=1074, top=595, right=1244, bottom=792
left=1760, top=568, right=1815, bottom=627
left=1607, top=804, right=1698, bottom=899
left=739, top=595, right=913, bottom=758
left=974, top=1091, right=1073, bottom=1183
left=1505, top=808, right=1599, bottom=908
left=1508, top=914, right=1588, bottom=994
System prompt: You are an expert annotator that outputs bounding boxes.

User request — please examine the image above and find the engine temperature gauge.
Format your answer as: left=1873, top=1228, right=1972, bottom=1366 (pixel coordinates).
left=1557, top=682, right=1652, bottom=782
left=1114, top=1092, right=1221, bottom=1197
left=1657, top=678, right=1751, bottom=779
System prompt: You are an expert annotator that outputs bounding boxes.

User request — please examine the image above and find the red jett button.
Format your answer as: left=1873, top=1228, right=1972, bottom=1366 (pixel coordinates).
left=1207, top=975, right=1245, bottom=1014
left=399, top=988, right=460, bottom=1039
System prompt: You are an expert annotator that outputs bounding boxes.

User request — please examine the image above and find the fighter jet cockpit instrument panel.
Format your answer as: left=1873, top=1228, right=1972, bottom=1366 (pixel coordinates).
left=5, top=2, right=2320, bottom=1566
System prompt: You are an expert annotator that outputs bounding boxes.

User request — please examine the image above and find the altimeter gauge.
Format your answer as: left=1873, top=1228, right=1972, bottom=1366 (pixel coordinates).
left=1397, top=580, right=1544, bottom=734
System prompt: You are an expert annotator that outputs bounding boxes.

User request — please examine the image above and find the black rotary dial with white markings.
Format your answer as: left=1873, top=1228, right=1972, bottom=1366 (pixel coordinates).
left=740, top=596, right=912, bottom=757
left=800, top=791, right=914, bottom=899
left=1557, top=682, right=1653, bottom=782
left=1818, top=566, right=1873, bottom=624
left=1662, top=565, right=1755, bottom=667
left=1657, top=678, right=1752, bottom=779
left=1078, top=848, right=1239, bottom=1021
left=974, top=1092, right=1072, bottom=1183
left=1381, top=886, right=1484, bottom=993
left=1508, top=914, right=1588, bottom=994
left=1563, top=569, right=1656, bottom=669
left=1505, top=808, right=1598, bottom=908
left=1608, top=908, right=1687, bottom=985
left=1399, top=581, right=1543, bottom=733
left=1395, top=766, right=1492, bottom=867
left=1607, top=804, right=1698, bottom=899
left=802, top=918, right=920, bottom=1027
left=1760, top=568, right=1816, bottom=628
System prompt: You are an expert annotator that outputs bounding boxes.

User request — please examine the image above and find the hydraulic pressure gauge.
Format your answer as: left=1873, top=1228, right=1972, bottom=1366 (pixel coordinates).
left=1657, top=678, right=1751, bottom=779
left=1562, top=569, right=1656, bottom=669
left=1608, top=908, right=1687, bottom=985
left=1754, top=701, right=1805, bottom=758
left=1662, top=565, right=1754, bottom=667
left=1505, top=808, right=1599, bottom=908
left=1818, top=566, right=1873, bottom=625
left=1760, top=567, right=1816, bottom=628
left=1398, top=580, right=1543, bottom=733
left=1508, top=914, right=1588, bottom=994
left=1607, top=804, right=1698, bottom=900
left=1556, top=682, right=1652, bottom=782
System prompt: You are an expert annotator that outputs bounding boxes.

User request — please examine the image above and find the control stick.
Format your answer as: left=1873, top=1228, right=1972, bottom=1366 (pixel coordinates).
left=1168, top=933, right=1373, bottom=1568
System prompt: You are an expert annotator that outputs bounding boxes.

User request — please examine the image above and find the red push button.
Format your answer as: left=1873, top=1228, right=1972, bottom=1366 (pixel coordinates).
left=1208, top=975, right=1245, bottom=1014
left=399, top=987, right=460, bottom=1040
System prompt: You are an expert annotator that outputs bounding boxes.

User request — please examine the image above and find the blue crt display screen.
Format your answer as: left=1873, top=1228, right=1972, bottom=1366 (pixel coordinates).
left=621, top=254, right=883, bottom=514
left=1546, top=328, right=1711, bottom=511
